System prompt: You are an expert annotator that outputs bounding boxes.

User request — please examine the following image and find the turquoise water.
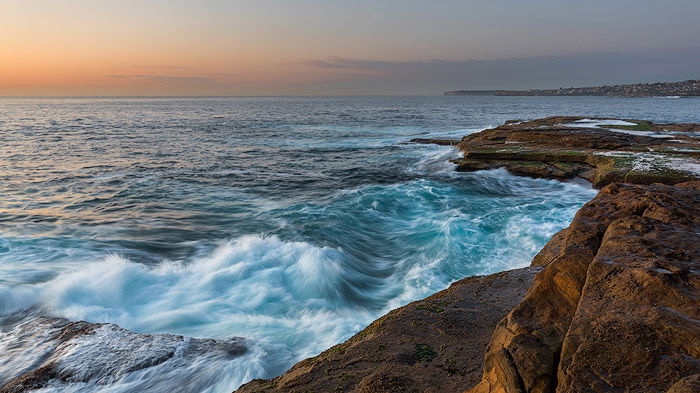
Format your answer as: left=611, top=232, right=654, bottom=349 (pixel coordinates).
left=1, top=96, right=698, bottom=392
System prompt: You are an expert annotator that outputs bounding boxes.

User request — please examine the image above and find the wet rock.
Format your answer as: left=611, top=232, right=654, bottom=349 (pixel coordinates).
left=410, top=138, right=460, bottom=146
left=658, top=123, right=700, bottom=133
left=0, top=314, right=246, bottom=393
left=666, top=374, right=700, bottom=393
left=236, top=123, right=700, bottom=393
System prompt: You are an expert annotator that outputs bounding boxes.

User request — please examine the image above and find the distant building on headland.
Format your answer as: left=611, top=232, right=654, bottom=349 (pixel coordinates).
left=445, top=80, right=700, bottom=97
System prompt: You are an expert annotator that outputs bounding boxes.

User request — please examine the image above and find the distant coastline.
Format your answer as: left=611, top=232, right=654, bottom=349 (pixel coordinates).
left=445, top=79, right=700, bottom=97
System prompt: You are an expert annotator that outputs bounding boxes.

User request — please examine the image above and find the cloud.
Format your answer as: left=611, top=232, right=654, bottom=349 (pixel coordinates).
left=107, top=74, right=221, bottom=84
left=108, top=74, right=154, bottom=79
left=297, top=48, right=700, bottom=94
left=298, top=59, right=363, bottom=70
left=101, top=48, right=700, bottom=95
left=103, top=73, right=244, bottom=94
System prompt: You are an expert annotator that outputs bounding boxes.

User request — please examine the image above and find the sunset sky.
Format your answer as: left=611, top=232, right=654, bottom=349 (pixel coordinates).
left=2, top=0, right=699, bottom=96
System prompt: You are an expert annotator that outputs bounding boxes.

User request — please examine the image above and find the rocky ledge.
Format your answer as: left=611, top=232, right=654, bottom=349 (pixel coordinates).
left=415, top=116, right=700, bottom=188
left=236, top=118, right=700, bottom=393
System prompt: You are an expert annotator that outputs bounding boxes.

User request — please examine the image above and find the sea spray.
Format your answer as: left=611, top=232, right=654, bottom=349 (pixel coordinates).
left=1, top=174, right=597, bottom=392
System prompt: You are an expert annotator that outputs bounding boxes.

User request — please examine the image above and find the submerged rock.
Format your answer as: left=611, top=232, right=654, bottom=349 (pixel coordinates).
left=409, top=138, right=460, bottom=146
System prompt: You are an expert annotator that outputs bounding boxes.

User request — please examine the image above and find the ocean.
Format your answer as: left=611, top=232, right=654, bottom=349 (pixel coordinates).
left=1, top=96, right=699, bottom=392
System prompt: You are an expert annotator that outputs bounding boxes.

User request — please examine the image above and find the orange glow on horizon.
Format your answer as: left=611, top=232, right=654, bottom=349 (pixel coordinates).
left=2, top=0, right=698, bottom=96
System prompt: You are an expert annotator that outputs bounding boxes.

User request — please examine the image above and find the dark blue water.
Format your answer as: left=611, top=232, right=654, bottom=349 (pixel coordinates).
left=0, top=96, right=698, bottom=392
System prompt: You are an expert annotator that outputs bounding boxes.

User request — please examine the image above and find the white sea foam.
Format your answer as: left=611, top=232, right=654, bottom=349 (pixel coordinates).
left=567, top=119, right=639, bottom=127
left=406, top=145, right=460, bottom=175
left=557, top=119, right=697, bottom=139
left=0, top=173, right=597, bottom=392
left=1, top=93, right=696, bottom=393
left=0, top=286, right=38, bottom=316
left=0, top=313, right=261, bottom=393
left=596, top=151, right=700, bottom=175
left=606, top=129, right=674, bottom=138
left=1, top=236, right=385, bottom=387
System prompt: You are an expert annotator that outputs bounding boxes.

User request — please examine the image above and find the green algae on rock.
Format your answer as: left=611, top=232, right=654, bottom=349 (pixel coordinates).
left=413, top=116, right=700, bottom=188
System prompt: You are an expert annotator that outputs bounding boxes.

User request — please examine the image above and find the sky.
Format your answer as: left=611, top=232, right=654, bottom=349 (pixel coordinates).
left=2, top=0, right=699, bottom=96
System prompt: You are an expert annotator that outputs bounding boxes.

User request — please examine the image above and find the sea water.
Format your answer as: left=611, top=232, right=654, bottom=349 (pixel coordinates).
left=1, top=96, right=698, bottom=392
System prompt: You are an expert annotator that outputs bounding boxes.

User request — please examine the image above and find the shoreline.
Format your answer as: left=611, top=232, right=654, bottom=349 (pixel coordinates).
left=2, top=116, right=698, bottom=392
left=236, top=117, right=700, bottom=393
left=445, top=80, right=700, bottom=97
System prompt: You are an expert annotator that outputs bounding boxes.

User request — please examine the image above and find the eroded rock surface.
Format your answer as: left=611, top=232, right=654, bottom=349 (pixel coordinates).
left=469, top=181, right=700, bottom=393
left=235, top=268, right=538, bottom=393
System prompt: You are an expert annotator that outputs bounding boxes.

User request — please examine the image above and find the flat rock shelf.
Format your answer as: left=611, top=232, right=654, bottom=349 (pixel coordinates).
left=414, top=116, right=700, bottom=189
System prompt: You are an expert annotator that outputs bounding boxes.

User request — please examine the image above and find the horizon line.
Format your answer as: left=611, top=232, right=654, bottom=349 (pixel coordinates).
left=0, top=94, right=450, bottom=99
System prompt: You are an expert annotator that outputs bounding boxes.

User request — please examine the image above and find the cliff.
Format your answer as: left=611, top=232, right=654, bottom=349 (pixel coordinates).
left=469, top=181, right=700, bottom=393
left=445, top=80, right=700, bottom=97
left=235, top=118, right=700, bottom=393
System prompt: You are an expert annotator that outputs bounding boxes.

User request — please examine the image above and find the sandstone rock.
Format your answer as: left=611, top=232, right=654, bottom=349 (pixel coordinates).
left=665, top=374, right=700, bottom=393
left=530, top=228, right=568, bottom=267
left=468, top=182, right=700, bottom=393
left=234, top=182, right=700, bottom=393
left=236, top=123, right=700, bottom=393
left=658, top=123, right=700, bottom=133
left=555, top=182, right=700, bottom=393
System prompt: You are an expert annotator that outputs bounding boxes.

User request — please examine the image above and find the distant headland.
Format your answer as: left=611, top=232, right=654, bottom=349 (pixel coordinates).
left=445, top=79, right=700, bottom=97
